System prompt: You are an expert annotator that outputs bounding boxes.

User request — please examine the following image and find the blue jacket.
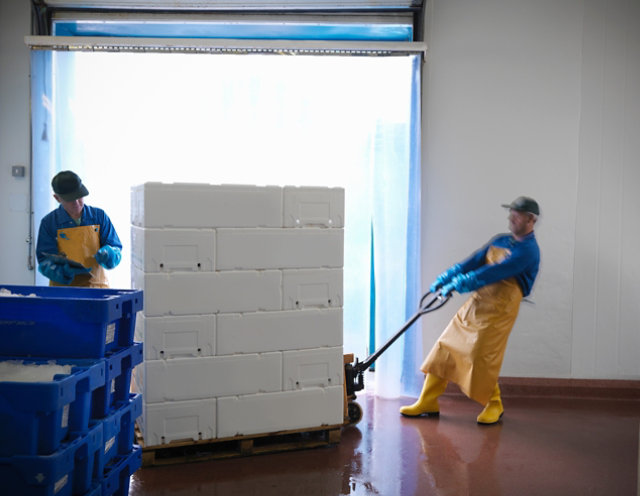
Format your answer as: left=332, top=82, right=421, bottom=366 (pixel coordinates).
left=458, top=232, right=540, bottom=297
left=36, top=204, right=122, bottom=264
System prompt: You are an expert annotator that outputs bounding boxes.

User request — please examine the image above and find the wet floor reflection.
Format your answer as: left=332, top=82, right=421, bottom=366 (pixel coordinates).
left=346, top=394, right=503, bottom=496
left=412, top=416, right=503, bottom=495
left=130, top=391, right=640, bottom=496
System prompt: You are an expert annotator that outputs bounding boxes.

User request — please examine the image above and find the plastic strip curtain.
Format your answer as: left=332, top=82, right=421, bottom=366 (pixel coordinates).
left=371, top=54, right=422, bottom=399
left=30, top=50, right=54, bottom=262
left=401, top=54, right=424, bottom=397
left=31, top=49, right=84, bottom=286
left=29, top=46, right=423, bottom=396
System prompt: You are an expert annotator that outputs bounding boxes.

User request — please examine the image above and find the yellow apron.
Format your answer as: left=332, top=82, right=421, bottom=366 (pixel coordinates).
left=421, top=246, right=522, bottom=405
left=51, top=224, right=109, bottom=288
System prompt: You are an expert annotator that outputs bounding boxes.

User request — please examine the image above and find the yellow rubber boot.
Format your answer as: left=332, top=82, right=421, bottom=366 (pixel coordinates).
left=399, top=374, right=448, bottom=417
left=477, top=383, right=504, bottom=425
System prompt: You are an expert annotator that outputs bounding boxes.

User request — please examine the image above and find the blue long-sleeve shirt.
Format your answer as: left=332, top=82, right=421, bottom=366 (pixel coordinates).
left=458, top=232, right=540, bottom=297
left=36, top=204, right=122, bottom=264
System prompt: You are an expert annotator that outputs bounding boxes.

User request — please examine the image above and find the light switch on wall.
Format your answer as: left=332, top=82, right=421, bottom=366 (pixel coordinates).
left=11, top=165, right=26, bottom=177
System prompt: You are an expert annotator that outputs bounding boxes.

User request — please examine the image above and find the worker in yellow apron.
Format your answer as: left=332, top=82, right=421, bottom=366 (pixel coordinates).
left=400, top=197, right=540, bottom=424
left=36, top=171, right=122, bottom=288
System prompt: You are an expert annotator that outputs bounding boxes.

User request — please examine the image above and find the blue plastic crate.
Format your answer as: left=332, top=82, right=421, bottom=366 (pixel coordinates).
left=97, top=394, right=142, bottom=476
left=0, top=422, right=102, bottom=496
left=0, top=285, right=143, bottom=358
left=92, top=343, right=143, bottom=419
left=0, top=357, right=105, bottom=457
left=101, top=446, right=142, bottom=496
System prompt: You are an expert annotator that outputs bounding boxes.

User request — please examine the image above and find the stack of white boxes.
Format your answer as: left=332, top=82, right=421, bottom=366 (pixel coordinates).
left=130, top=183, right=345, bottom=445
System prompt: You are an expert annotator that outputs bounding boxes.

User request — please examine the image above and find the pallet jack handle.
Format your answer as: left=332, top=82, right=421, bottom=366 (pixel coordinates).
left=359, top=290, right=450, bottom=372
left=345, top=290, right=451, bottom=399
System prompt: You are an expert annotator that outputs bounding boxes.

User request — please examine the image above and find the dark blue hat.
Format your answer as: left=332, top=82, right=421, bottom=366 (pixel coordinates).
left=502, top=196, right=539, bottom=215
left=52, top=171, right=89, bottom=201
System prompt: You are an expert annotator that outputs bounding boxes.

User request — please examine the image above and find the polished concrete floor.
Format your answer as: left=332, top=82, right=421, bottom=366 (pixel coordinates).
left=130, top=386, right=640, bottom=496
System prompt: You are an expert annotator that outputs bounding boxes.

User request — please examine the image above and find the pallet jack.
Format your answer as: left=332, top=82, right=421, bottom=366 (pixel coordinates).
left=343, top=290, right=451, bottom=424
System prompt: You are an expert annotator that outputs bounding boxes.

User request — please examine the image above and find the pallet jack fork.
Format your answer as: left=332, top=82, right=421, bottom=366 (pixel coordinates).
left=343, top=290, right=451, bottom=424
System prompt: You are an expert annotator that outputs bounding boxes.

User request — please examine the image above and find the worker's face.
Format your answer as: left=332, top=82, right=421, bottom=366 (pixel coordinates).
left=508, top=209, right=535, bottom=239
left=55, top=194, right=84, bottom=220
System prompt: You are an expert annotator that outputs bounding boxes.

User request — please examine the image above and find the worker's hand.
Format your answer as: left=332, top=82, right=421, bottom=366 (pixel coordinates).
left=38, top=259, right=91, bottom=285
left=448, top=272, right=481, bottom=294
left=95, top=245, right=122, bottom=269
left=429, top=264, right=462, bottom=292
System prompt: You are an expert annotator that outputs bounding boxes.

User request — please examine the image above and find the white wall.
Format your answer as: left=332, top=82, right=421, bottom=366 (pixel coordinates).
left=571, top=0, right=640, bottom=379
left=0, top=0, right=33, bottom=285
left=421, top=0, right=640, bottom=380
left=1, top=0, right=638, bottom=380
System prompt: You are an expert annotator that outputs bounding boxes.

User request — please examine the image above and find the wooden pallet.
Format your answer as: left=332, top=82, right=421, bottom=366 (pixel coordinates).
left=343, top=353, right=354, bottom=424
left=137, top=424, right=342, bottom=467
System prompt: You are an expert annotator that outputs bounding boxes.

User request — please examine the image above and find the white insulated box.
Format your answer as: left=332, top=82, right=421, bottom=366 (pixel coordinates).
left=131, top=182, right=283, bottom=228
left=136, top=314, right=216, bottom=360
left=139, top=399, right=216, bottom=446
left=216, top=308, right=342, bottom=355
left=131, top=226, right=215, bottom=273
left=216, top=228, right=344, bottom=270
left=217, top=386, right=344, bottom=438
left=282, top=268, right=343, bottom=309
left=138, top=352, right=283, bottom=403
left=132, top=268, right=282, bottom=316
left=283, top=186, right=345, bottom=228
left=282, top=347, right=344, bottom=390
left=131, top=181, right=347, bottom=445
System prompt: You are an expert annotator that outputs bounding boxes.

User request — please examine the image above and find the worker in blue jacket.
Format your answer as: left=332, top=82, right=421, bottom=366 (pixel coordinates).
left=36, top=170, right=122, bottom=288
left=400, top=196, right=541, bottom=424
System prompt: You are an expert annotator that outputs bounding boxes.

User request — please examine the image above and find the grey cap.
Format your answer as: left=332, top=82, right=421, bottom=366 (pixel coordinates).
left=52, top=171, right=89, bottom=201
left=501, top=196, right=539, bottom=215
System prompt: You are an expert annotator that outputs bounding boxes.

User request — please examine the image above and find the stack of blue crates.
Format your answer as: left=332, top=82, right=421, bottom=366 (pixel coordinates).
left=0, top=285, right=144, bottom=496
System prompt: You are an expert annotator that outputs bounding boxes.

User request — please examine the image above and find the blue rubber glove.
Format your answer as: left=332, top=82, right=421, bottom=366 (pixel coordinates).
left=38, top=259, right=91, bottom=285
left=440, top=271, right=482, bottom=297
left=429, top=264, right=462, bottom=292
left=450, top=272, right=482, bottom=293
left=95, top=245, right=122, bottom=269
